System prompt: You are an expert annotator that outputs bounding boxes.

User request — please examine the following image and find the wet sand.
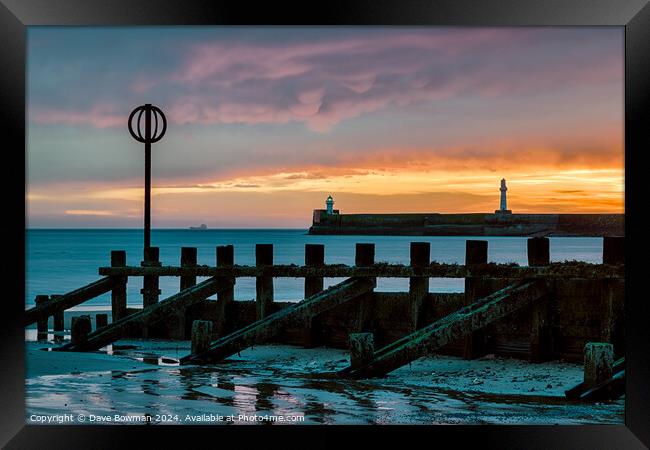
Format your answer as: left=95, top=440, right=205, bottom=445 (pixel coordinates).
left=25, top=339, right=624, bottom=425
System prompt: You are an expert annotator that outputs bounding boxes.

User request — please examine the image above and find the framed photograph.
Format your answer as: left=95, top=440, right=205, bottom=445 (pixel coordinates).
left=1, top=0, right=648, bottom=448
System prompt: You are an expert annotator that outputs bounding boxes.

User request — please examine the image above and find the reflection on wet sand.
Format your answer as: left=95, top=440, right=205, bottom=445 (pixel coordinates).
left=26, top=341, right=624, bottom=425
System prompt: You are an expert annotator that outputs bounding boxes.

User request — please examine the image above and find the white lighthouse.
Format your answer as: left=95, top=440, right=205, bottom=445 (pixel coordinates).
left=497, top=179, right=512, bottom=214
left=500, top=179, right=507, bottom=210
left=326, top=195, right=335, bottom=214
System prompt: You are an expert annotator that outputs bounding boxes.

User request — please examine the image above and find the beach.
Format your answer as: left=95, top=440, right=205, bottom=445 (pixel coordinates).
left=24, top=229, right=622, bottom=425
left=25, top=338, right=623, bottom=425
left=22, top=24, right=628, bottom=435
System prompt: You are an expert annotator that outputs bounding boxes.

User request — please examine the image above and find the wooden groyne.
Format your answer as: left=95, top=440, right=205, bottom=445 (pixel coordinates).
left=25, top=277, right=115, bottom=327
left=56, top=276, right=234, bottom=352
left=181, top=277, right=376, bottom=364
left=338, top=280, right=549, bottom=378
left=27, top=237, right=624, bottom=370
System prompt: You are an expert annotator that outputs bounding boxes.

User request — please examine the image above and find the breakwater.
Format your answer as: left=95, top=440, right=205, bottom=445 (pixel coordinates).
left=27, top=237, right=624, bottom=366
left=309, top=211, right=624, bottom=236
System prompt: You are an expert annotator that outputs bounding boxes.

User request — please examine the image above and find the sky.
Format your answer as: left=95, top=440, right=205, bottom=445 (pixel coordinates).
left=27, top=27, right=624, bottom=228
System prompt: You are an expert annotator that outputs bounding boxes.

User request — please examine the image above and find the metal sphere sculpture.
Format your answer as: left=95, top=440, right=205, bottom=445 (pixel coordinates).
left=128, top=104, right=167, bottom=251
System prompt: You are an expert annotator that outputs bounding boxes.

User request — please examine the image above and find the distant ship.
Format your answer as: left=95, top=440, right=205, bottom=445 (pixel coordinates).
left=189, top=224, right=208, bottom=230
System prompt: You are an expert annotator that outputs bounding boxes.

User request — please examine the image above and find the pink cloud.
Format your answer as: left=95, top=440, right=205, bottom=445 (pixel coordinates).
left=157, top=29, right=621, bottom=132
left=30, top=29, right=622, bottom=133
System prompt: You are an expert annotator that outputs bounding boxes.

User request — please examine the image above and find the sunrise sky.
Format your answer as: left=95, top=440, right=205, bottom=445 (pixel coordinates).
left=27, top=27, right=624, bottom=228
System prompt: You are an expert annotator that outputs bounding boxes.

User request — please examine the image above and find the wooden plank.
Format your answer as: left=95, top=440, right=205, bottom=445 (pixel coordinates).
left=256, top=244, right=274, bottom=320
left=51, top=295, right=64, bottom=333
left=464, top=240, right=489, bottom=359
left=172, top=247, right=198, bottom=339
left=565, top=358, right=625, bottom=400
left=35, top=295, right=49, bottom=336
left=180, top=247, right=198, bottom=290
left=141, top=246, right=161, bottom=307
left=349, top=332, right=374, bottom=369
left=338, top=280, right=548, bottom=379
left=217, top=245, right=235, bottom=303
left=141, top=247, right=161, bottom=338
left=98, top=263, right=624, bottom=279
left=54, top=277, right=234, bottom=352
left=527, top=237, right=550, bottom=267
left=580, top=370, right=625, bottom=401
left=584, top=342, right=614, bottom=386
left=180, top=277, right=376, bottom=364
left=603, top=236, right=624, bottom=265
left=304, top=244, right=325, bottom=298
left=71, top=315, right=91, bottom=345
left=528, top=238, right=551, bottom=362
left=215, top=245, right=235, bottom=337
left=191, top=320, right=213, bottom=355
left=24, top=277, right=115, bottom=326
left=302, top=244, right=325, bottom=347
left=110, top=251, right=128, bottom=322
left=352, top=243, right=376, bottom=332
left=530, top=298, right=552, bottom=362
left=408, top=242, right=429, bottom=331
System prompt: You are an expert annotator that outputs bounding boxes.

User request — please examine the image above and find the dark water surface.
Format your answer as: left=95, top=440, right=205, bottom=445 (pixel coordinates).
left=26, top=229, right=603, bottom=308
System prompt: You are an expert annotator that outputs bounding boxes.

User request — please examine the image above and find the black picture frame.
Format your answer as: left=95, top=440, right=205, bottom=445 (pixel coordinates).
left=1, top=1, right=648, bottom=448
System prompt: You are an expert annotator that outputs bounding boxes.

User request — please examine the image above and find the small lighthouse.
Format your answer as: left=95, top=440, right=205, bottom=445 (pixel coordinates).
left=496, top=179, right=512, bottom=214
left=326, top=195, right=335, bottom=214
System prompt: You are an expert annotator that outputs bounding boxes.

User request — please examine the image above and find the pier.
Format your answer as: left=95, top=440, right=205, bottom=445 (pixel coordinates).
left=309, top=212, right=625, bottom=236
left=25, top=237, right=624, bottom=390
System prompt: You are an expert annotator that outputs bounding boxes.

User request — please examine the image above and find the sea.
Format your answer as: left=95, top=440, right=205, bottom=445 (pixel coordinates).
left=25, top=229, right=604, bottom=310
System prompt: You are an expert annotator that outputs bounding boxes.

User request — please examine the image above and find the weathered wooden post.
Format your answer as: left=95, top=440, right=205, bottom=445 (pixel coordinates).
left=217, top=245, right=235, bottom=303
left=180, top=247, right=198, bottom=290
left=584, top=342, right=614, bottom=387
left=71, top=315, right=92, bottom=346
left=465, top=240, right=487, bottom=266
left=603, top=236, right=624, bottom=265
left=356, top=243, right=375, bottom=267
left=303, top=244, right=325, bottom=347
left=349, top=332, right=374, bottom=369
left=50, top=295, right=64, bottom=337
left=409, top=242, right=430, bottom=332
left=35, top=295, right=49, bottom=339
left=527, top=237, right=550, bottom=266
left=256, top=244, right=274, bottom=320
left=528, top=237, right=551, bottom=362
left=96, top=313, right=108, bottom=329
left=191, top=320, right=213, bottom=355
left=463, top=240, right=488, bottom=359
left=215, top=245, right=235, bottom=337
left=141, top=246, right=161, bottom=308
left=305, top=244, right=325, bottom=297
left=173, top=247, right=198, bottom=339
left=601, top=236, right=624, bottom=348
left=141, top=246, right=162, bottom=338
left=110, top=250, right=127, bottom=322
left=354, top=243, right=376, bottom=332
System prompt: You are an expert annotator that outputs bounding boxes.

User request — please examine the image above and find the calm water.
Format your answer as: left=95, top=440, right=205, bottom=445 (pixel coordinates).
left=26, top=229, right=604, bottom=309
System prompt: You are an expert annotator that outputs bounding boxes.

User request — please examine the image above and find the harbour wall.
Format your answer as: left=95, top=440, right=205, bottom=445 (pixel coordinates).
left=309, top=211, right=624, bottom=236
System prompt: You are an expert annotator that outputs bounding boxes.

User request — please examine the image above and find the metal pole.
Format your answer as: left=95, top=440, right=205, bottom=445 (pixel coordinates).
left=129, top=103, right=165, bottom=253
left=144, top=104, right=151, bottom=250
